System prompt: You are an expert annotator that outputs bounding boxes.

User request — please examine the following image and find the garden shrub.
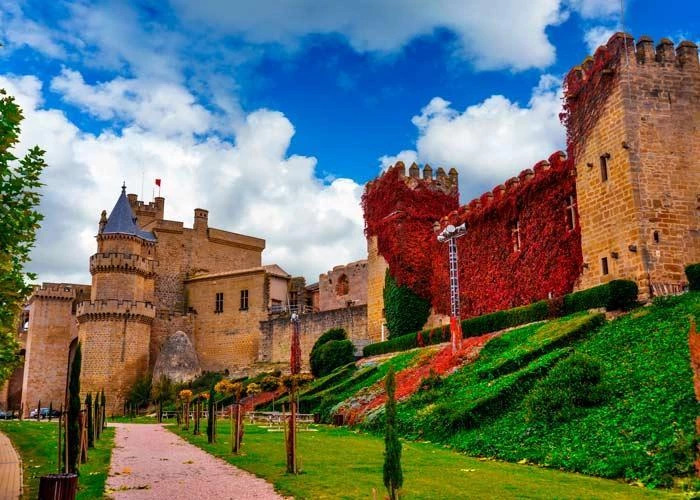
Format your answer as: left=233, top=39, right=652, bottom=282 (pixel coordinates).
left=563, top=279, right=637, bottom=313
left=310, top=328, right=348, bottom=377
left=313, top=340, right=355, bottom=377
left=524, top=353, right=607, bottom=423
left=686, top=263, right=700, bottom=291
left=384, top=271, right=431, bottom=338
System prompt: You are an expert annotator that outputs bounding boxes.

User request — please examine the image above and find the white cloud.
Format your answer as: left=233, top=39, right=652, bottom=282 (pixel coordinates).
left=566, top=0, right=620, bottom=19
left=584, top=26, right=618, bottom=53
left=0, top=1, right=67, bottom=58
left=2, top=74, right=366, bottom=284
left=170, top=0, right=566, bottom=71
left=378, top=150, right=418, bottom=172
left=51, top=69, right=213, bottom=137
left=381, top=75, right=565, bottom=201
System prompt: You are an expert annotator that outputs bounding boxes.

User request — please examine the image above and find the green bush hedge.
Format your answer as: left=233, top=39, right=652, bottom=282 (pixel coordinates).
left=524, top=353, right=607, bottom=423
left=384, top=271, right=431, bottom=338
left=563, top=279, right=638, bottom=314
left=364, top=280, right=637, bottom=357
left=686, top=264, right=700, bottom=291
left=313, top=340, right=355, bottom=378
left=310, top=328, right=348, bottom=377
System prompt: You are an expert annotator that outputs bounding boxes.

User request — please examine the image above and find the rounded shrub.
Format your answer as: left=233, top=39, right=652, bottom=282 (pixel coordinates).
left=685, top=264, right=700, bottom=291
left=607, top=279, right=638, bottom=310
left=313, top=340, right=355, bottom=377
left=524, top=353, right=607, bottom=424
left=310, top=328, right=348, bottom=376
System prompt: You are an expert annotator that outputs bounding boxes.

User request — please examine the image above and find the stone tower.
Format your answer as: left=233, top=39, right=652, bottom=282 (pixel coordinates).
left=568, top=34, right=700, bottom=298
left=78, top=184, right=157, bottom=414
left=364, top=163, right=459, bottom=340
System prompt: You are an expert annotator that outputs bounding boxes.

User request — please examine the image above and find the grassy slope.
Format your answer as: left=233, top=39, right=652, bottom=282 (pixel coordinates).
left=0, top=420, right=114, bottom=499
left=171, top=421, right=668, bottom=499
left=449, top=294, right=699, bottom=488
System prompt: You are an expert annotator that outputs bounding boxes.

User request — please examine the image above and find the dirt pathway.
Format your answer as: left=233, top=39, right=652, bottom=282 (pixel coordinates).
left=107, top=423, right=282, bottom=499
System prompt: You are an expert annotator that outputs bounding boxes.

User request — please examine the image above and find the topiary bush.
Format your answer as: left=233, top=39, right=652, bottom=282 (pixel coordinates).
left=310, top=328, right=348, bottom=377
left=564, top=279, right=637, bottom=313
left=606, top=280, right=639, bottom=310
left=313, top=340, right=355, bottom=377
left=384, top=270, right=430, bottom=338
left=686, top=264, right=700, bottom=291
left=524, top=353, right=607, bottom=424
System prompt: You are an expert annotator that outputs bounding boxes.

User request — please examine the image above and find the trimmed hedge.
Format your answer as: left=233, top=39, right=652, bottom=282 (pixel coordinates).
left=384, top=271, right=431, bottom=338
left=310, top=328, right=349, bottom=377
left=686, top=263, right=700, bottom=291
left=563, top=279, right=638, bottom=314
left=364, top=280, right=637, bottom=357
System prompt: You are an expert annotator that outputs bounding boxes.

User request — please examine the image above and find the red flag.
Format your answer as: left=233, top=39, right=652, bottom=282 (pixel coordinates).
left=155, top=178, right=161, bottom=187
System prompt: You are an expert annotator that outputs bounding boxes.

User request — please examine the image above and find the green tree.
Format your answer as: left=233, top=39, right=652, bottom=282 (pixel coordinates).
left=85, top=392, right=94, bottom=448
left=127, top=373, right=152, bottom=411
left=100, top=389, right=106, bottom=430
left=0, top=87, right=47, bottom=386
left=66, top=343, right=81, bottom=473
left=383, top=366, right=403, bottom=500
left=384, top=270, right=430, bottom=338
left=206, top=386, right=215, bottom=444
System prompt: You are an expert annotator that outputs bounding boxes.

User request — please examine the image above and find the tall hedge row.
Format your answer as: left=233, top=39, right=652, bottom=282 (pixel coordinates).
left=364, top=279, right=638, bottom=357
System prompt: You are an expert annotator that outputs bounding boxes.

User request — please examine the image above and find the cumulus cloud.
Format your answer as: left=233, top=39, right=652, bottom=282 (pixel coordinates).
left=0, top=1, right=67, bottom=58
left=584, top=25, right=618, bottom=52
left=170, top=0, right=566, bottom=71
left=381, top=75, right=565, bottom=200
left=378, top=150, right=418, bottom=172
left=566, top=0, right=620, bottom=19
left=3, top=74, right=366, bottom=284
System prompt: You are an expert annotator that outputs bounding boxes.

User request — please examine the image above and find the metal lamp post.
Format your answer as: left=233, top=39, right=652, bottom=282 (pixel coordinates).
left=437, top=223, right=467, bottom=353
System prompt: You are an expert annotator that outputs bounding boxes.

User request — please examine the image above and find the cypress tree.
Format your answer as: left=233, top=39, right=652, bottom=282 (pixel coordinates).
left=94, top=393, right=100, bottom=440
left=85, top=392, right=94, bottom=448
left=100, top=390, right=106, bottom=430
left=383, top=366, right=403, bottom=500
left=66, top=343, right=81, bottom=473
left=206, top=387, right=215, bottom=443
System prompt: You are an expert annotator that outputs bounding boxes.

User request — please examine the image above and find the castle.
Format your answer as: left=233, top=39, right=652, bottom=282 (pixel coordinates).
left=2, top=33, right=699, bottom=415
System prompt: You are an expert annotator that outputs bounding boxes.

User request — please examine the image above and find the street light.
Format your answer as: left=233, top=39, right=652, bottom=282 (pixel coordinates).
left=437, top=223, right=467, bottom=353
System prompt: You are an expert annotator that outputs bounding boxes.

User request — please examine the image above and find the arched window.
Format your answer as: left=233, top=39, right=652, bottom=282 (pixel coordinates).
left=335, top=274, right=349, bottom=296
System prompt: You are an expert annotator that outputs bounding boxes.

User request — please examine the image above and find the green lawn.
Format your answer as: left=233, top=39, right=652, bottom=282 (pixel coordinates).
left=0, top=420, right=114, bottom=499
left=170, top=420, right=671, bottom=499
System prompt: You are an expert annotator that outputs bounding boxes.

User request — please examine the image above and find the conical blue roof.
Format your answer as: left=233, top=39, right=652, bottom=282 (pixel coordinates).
left=102, top=184, right=156, bottom=241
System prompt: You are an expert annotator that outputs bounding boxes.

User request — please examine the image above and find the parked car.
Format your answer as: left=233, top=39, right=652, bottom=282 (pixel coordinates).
left=0, top=410, right=15, bottom=420
left=29, top=407, right=61, bottom=419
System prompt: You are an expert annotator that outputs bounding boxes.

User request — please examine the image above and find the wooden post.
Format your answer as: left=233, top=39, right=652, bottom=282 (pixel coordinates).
left=79, top=411, right=87, bottom=464
left=37, top=400, right=41, bottom=421
left=57, top=406, right=62, bottom=473
left=230, top=405, right=234, bottom=453
left=64, top=407, right=69, bottom=473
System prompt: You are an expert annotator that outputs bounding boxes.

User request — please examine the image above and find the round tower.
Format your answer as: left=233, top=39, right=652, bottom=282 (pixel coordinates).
left=78, top=184, right=157, bottom=415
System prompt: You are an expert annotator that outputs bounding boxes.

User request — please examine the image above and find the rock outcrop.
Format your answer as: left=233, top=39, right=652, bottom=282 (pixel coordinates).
left=153, top=331, right=202, bottom=383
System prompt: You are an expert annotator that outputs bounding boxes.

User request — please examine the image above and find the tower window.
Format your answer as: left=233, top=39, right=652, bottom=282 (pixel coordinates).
left=601, top=257, right=609, bottom=275
left=600, top=154, right=610, bottom=182
left=215, top=292, right=224, bottom=313
left=511, top=220, right=521, bottom=252
left=240, top=289, right=249, bottom=311
left=653, top=231, right=660, bottom=243
left=565, top=195, right=577, bottom=231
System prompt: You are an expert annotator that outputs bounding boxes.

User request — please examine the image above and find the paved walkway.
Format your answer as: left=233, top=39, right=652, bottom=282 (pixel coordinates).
left=0, top=430, right=21, bottom=500
left=107, top=424, right=282, bottom=499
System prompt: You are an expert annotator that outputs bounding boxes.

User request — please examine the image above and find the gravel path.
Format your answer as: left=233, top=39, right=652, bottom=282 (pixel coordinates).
left=107, top=423, right=283, bottom=499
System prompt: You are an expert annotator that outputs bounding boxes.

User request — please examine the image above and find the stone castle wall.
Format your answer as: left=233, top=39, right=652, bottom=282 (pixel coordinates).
left=318, top=260, right=368, bottom=311
left=185, top=270, right=269, bottom=372
left=572, top=35, right=700, bottom=297
left=259, top=305, right=368, bottom=368
left=366, top=236, right=388, bottom=342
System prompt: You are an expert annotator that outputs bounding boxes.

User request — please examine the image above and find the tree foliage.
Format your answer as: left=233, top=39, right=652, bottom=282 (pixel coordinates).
left=66, top=343, right=81, bottom=473
left=0, top=87, right=46, bottom=386
left=384, top=270, right=430, bottom=338
left=383, top=366, right=403, bottom=500
left=206, top=386, right=215, bottom=444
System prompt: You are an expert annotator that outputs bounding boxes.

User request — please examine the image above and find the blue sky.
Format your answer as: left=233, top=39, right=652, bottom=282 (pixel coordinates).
left=1, top=0, right=699, bottom=283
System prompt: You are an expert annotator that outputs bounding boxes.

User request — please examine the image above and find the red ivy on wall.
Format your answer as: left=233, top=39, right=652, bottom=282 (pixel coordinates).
left=363, top=153, right=583, bottom=318
left=362, top=166, right=459, bottom=300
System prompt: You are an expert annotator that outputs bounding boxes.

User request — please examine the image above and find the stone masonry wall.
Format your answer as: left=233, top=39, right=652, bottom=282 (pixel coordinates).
left=185, top=270, right=268, bottom=372
left=366, top=237, right=388, bottom=342
left=259, top=305, right=368, bottom=368
left=21, top=294, right=75, bottom=416
left=574, top=35, right=700, bottom=297
left=318, top=260, right=368, bottom=311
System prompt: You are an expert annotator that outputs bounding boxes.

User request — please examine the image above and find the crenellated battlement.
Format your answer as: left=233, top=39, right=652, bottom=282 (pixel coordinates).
left=437, top=151, right=569, bottom=229
left=366, top=161, right=459, bottom=197
left=31, top=284, right=76, bottom=301
left=77, top=299, right=156, bottom=323
left=127, top=193, right=165, bottom=220
left=90, top=252, right=157, bottom=277
left=565, top=33, right=698, bottom=100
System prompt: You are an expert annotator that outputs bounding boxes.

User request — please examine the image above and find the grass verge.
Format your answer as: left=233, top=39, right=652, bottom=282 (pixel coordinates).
left=0, top=420, right=114, bottom=499
left=169, top=420, right=669, bottom=499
